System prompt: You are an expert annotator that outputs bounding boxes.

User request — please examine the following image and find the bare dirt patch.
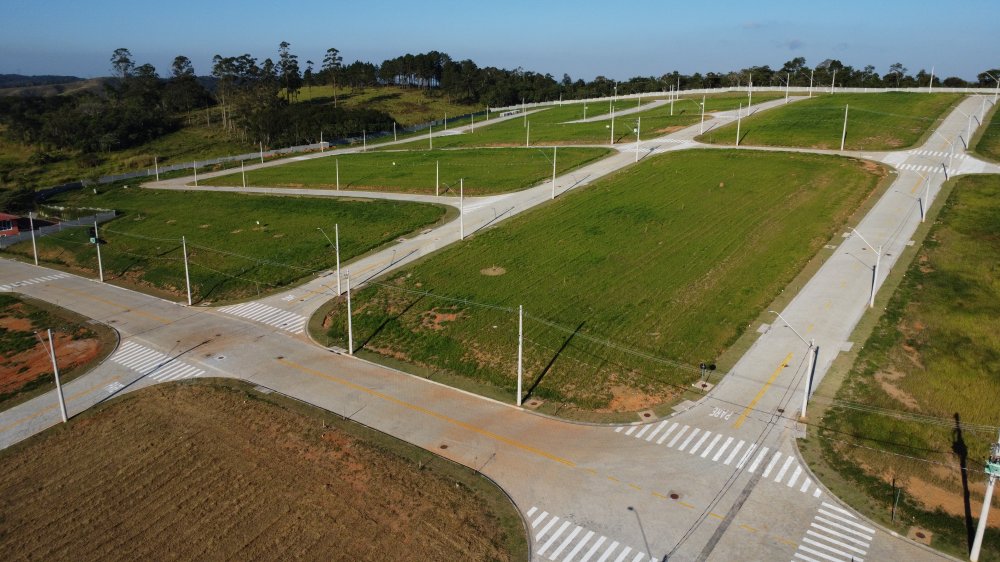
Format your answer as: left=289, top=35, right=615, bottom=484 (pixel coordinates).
left=420, top=307, right=463, bottom=331
left=480, top=266, right=506, bottom=276
left=601, top=384, right=666, bottom=413
left=874, top=368, right=921, bottom=410
left=0, top=382, right=520, bottom=561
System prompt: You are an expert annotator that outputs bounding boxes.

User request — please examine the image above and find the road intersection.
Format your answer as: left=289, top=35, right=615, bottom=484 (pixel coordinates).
left=2, top=91, right=997, bottom=561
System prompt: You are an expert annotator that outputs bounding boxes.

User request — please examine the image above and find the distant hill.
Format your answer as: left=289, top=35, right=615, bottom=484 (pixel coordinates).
left=0, top=74, right=84, bottom=88
left=0, top=77, right=110, bottom=97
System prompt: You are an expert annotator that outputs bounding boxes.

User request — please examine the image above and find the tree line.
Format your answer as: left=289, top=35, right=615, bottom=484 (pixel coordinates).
left=2, top=43, right=997, bottom=161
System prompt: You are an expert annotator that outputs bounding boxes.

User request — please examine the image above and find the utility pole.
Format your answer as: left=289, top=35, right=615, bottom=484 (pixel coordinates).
left=970, top=431, right=1000, bottom=561
left=635, top=117, right=641, bottom=162
left=94, top=221, right=103, bottom=282
left=154, top=156, right=159, bottom=181
left=45, top=329, right=68, bottom=423
left=516, top=305, right=523, bottom=406
left=429, top=125, right=433, bottom=149
left=809, top=69, right=814, bottom=98
left=336, top=158, right=340, bottom=190
left=610, top=106, right=615, bottom=144
left=526, top=121, right=530, bottom=147
left=193, top=161, right=198, bottom=186
left=459, top=178, right=465, bottom=240
left=435, top=160, right=439, bottom=197
left=241, top=160, right=246, bottom=188
left=393, top=121, right=397, bottom=141
left=182, top=235, right=192, bottom=305
left=345, top=270, right=353, bottom=355
left=259, top=142, right=264, bottom=164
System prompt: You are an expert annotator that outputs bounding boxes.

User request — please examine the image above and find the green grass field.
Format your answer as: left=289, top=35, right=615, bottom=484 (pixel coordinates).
left=697, top=92, right=962, bottom=150
left=814, top=173, right=1000, bottom=560
left=204, top=148, right=612, bottom=195
left=6, top=186, right=445, bottom=303
left=314, top=149, right=887, bottom=411
left=972, top=99, right=1000, bottom=162
left=385, top=93, right=785, bottom=150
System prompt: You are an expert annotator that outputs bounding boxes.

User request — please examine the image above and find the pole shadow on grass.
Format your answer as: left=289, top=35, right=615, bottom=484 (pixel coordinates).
left=353, top=293, right=425, bottom=353
left=523, top=321, right=584, bottom=403
left=472, top=206, right=516, bottom=235
left=953, top=412, right=976, bottom=552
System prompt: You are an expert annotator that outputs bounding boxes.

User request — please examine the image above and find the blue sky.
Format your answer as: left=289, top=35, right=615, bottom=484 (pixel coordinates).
left=1, top=0, right=994, bottom=80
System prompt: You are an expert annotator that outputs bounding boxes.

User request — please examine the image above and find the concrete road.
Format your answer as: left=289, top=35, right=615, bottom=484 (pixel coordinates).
left=3, top=93, right=997, bottom=561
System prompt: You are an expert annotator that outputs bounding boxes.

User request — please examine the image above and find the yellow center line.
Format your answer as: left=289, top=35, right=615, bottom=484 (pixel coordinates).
left=708, top=512, right=724, bottom=520
left=277, top=358, right=576, bottom=467
left=733, top=352, right=793, bottom=429
left=652, top=491, right=670, bottom=500
left=740, top=524, right=758, bottom=533
left=56, top=285, right=173, bottom=324
left=607, top=475, right=620, bottom=483
left=679, top=501, right=695, bottom=509
left=805, top=323, right=814, bottom=333
left=0, top=378, right=120, bottom=433
left=777, top=537, right=798, bottom=547
left=627, top=483, right=642, bottom=491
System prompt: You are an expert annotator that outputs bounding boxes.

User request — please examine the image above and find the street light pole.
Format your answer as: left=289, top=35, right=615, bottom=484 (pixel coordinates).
left=29, top=212, right=38, bottom=265
left=851, top=228, right=881, bottom=308
left=336, top=158, right=340, bottom=190
left=241, top=160, right=246, bottom=188
left=94, top=221, right=103, bottom=283
left=459, top=178, right=464, bottom=240
left=551, top=147, right=557, bottom=199
left=516, top=305, right=523, bottom=406
left=610, top=106, right=615, bottom=144
left=840, top=104, right=849, bottom=151
left=700, top=95, right=706, bottom=134
left=634, top=117, right=640, bottom=162
left=785, top=72, right=790, bottom=103
left=769, top=311, right=818, bottom=418
left=809, top=69, right=814, bottom=98
left=736, top=103, right=742, bottom=147
left=345, top=270, right=353, bottom=355
left=44, top=329, right=68, bottom=423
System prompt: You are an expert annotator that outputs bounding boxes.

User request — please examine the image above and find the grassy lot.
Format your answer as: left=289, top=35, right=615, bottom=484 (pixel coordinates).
left=314, top=149, right=888, bottom=413
left=386, top=93, right=786, bottom=150
left=0, top=380, right=525, bottom=560
left=205, top=147, right=612, bottom=195
left=294, top=85, right=483, bottom=126
left=0, top=294, right=115, bottom=409
left=972, top=99, right=1000, bottom=162
left=5, top=186, right=446, bottom=304
left=697, top=92, right=962, bottom=150
left=805, top=174, right=1000, bottom=560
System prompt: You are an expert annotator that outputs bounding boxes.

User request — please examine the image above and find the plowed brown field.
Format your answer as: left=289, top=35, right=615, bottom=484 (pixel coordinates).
left=0, top=381, right=523, bottom=561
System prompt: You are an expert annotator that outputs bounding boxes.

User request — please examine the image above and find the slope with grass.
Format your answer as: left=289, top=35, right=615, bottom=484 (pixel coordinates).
left=697, top=92, right=962, bottom=150
left=206, top=147, right=612, bottom=195
left=315, top=149, right=888, bottom=412
left=809, top=173, right=1000, bottom=560
left=972, top=100, right=1000, bottom=162
left=5, top=185, right=446, bottom=303
left=295, top=85, right=482, bottom=126
left=0, top=381, right=525, bottom=561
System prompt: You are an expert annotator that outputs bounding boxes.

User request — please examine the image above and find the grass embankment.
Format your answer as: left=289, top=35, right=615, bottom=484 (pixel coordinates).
left=386, top=92, right=785, bottom=149
left=313, top=149, right=887, bottom=414
left=5, top=186, right=446, bottom=304
left=0, top=112, right=257, bottom=191
left=972, top=99, right=1000, bottom=162
left=697, top=92, right=962, bottom=150
left=206, top=147, right=612, bottom=195
left=0, top=380, right=526, bottom=560
left=294, top=85, right=482, bottom=126
left=0, top=294, right=115, bottom=409
left=802, top=174, right=1000, bottom=560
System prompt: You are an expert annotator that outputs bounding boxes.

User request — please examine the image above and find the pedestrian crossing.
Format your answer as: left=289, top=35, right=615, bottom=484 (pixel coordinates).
left=907, top=149, right=966, bottom=159
left=896, top=163, right=943, bottom=173
left=0, top=272, right=70, bottom=291
left=110, top=341, right=205, bottom=382
left=217, top=301, right=307, bottom=334
left=615, top=421, right=822, bottom=498
left=792, top=502, right=875, bottom=562
left=526, top=506, right=654, bottom=562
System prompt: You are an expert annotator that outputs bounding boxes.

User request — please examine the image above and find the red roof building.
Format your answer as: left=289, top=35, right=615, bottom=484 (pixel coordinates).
left=0, top=213, right=19, bottom=236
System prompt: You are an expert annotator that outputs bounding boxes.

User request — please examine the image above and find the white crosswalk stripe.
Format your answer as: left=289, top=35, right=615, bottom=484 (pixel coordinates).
left=527, top=506, right=653, bottom=562
left=109, top=341, right=205, bottom=381
left=218, top=301, right=307, bottom=334
left=613, top=421, right=820, bottom=498
left=791, top=502, right=874, bottom=562
left=0, top=272, right=71, bottom=291
left=907, top=149, right=966, bottom=159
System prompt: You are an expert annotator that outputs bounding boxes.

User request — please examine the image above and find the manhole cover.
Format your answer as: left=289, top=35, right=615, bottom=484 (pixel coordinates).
left=777, top=408, right=785, bottom=414
left=669, top=493, right=680, bottom=500
left=217, top=356, right=225, bottom=360
left=439, top=444, right=449, bottom=450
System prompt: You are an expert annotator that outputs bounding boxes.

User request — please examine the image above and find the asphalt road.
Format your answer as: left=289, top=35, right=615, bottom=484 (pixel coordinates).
left=2, top=93, right=997, bottom=561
